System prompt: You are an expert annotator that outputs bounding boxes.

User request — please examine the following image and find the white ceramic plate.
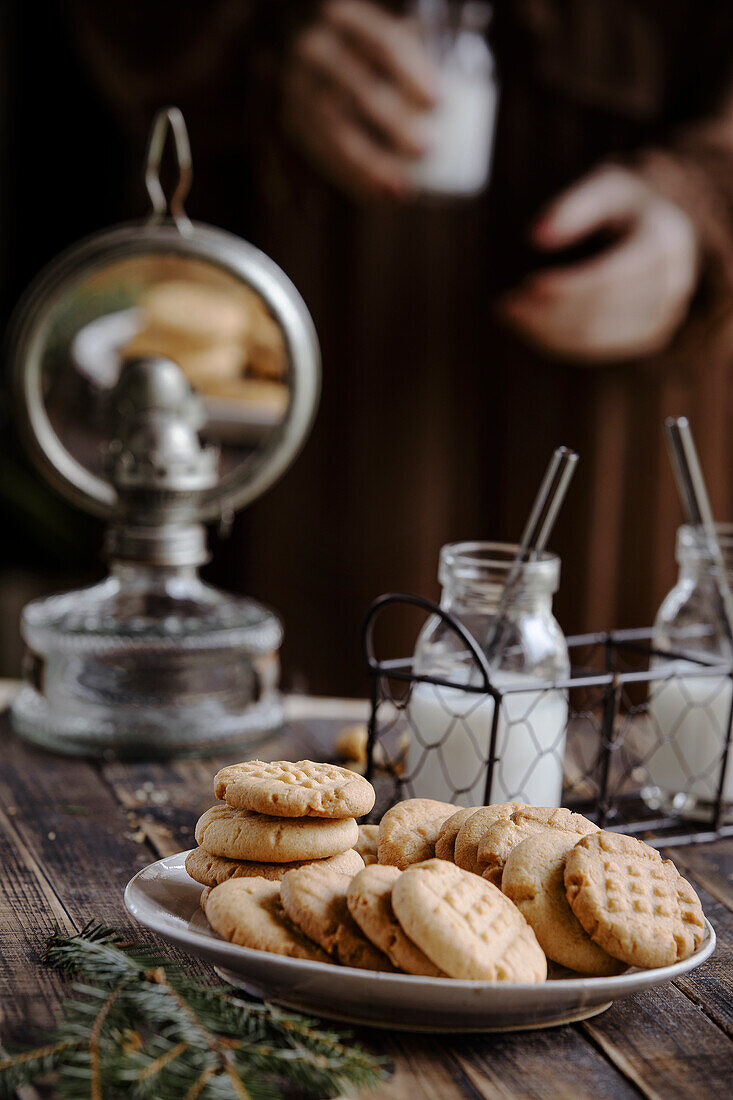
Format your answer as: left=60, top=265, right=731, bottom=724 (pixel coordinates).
left=125, top=852, right=716, bottom=1033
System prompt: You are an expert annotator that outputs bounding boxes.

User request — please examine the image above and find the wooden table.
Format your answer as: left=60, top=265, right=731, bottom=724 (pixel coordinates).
left=1, top=687, right=732, bottom=1099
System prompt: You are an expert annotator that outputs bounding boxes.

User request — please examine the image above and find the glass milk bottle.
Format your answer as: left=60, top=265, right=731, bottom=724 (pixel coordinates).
left=646, top=525, right=733, bottom=810
left=410, top=1, right=498, bottom=197
left=407, top=542, right=570, bottom=805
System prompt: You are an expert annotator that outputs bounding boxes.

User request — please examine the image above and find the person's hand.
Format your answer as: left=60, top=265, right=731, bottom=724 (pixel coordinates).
left=499, top=166, right=700, bottom=363
left=282, top=0, right=437, bottom=199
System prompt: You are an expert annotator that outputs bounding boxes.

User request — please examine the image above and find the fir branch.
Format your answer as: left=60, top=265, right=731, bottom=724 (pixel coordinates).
left=0, top=1039, right=83, bottom=1098
left=0, top=923, right=387, bottom=1100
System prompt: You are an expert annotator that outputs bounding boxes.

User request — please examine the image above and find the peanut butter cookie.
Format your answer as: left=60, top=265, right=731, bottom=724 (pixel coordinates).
left=502, top=831, right=624, bottom=975
left=434, top=807, right=482, bottom=862
left=378, top=798, right=454, bottom=869
left=195, top=804, right=358, bottom=862
left=203, top=878, right=330, bottom=962
left=392, top=859, right=546, bottom=982
left=453, top=803, right=526, bottom=875
left=347, top=864, right=445, bottom=976
left=478, top=806, right=598, bottom=886
left=280, top=864, right=395, bottom=971
left=564, top=831, right=705, bottom=968
left=214, top=760, right=375, bottom=819
left=185, top=845, right=364, bottom=887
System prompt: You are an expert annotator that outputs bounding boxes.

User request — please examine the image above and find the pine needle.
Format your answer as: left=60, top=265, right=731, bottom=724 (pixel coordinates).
left=0, top=922, right=387, bottom=1100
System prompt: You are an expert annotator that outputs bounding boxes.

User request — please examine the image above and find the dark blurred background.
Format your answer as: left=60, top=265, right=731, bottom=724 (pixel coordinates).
left=3, top=0, right=733, bottom=696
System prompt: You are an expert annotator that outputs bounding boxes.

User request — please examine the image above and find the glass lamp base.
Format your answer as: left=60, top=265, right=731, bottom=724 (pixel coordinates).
left=13, top=569, right=286, bottom=759
left=11, top=683, right=284, bottom=760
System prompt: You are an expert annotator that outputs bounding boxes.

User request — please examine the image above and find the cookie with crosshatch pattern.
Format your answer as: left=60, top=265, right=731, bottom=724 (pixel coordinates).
left=214, top=759, right=375, bottom=819
left=564, top=831, right=706, bottom=968
left=391, top=858, right=546, bottom=981
left=478, top=806, right=599, bottom=886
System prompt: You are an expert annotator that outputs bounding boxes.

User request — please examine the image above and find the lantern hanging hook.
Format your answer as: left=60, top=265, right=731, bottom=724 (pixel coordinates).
left=144, top=106, right=193, bottom=234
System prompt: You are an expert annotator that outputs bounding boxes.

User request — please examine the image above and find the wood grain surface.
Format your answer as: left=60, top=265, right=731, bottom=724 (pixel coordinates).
left=1, top=702, right=731, bottom=1099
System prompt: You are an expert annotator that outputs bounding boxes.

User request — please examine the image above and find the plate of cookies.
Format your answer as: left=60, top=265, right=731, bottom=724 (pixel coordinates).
left=125, top=761, right=716, bottom=1033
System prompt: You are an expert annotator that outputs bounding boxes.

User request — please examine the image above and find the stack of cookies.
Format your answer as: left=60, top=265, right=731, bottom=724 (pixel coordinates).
left=122, top=278, right=289, bottom=412
left=189, top=773, right=707, bottom=981
left=186, top=760, right=375, bottom=892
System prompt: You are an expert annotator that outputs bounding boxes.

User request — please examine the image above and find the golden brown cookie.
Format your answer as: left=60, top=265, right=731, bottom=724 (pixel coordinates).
left=141, top=280, right=250, bottom=344
left=453, top=803, right=526, bottom=875
left=564, top=831, right=706, bottom=968
left=280, top=864, right=396, bottom=971
left=213, top=760, right=375, bottom=819
left=478, top=807, right=598, bottom=886
left=203, top=878, right=331, bottom=962
left=434, top=807, right=482, bottom=861
left=391, top=859, right=546, bottom=982
left=346, top=865, right=445, bottom=976
left=194, top=804, right=358, bottom=862
left=378, top=798, right=454, bottom=870
left=501, top=832, right=625, bottom=976
left=355, top=824, right=379, bottom=866
left=185, top=845, right=364, bottom=887
left=121, top=329, right=247, bottom=383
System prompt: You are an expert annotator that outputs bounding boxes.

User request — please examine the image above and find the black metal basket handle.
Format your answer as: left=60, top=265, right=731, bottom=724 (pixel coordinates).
left=361, top=591, right=496, bottom=694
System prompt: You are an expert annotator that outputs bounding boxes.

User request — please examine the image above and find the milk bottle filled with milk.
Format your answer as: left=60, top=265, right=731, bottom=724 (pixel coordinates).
left=646, top=524, right=733, bottom=810
left=407, top=542, right=570, bottom=805
left=410, top=1, right=498, bottom=197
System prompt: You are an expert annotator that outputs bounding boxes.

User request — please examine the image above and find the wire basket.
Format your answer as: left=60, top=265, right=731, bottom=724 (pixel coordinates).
left=362, top=594, right=733, bottom=847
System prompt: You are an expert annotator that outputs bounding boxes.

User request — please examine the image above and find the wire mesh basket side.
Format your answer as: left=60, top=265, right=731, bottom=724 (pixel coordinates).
left=362, top=596, right=733, bottom=845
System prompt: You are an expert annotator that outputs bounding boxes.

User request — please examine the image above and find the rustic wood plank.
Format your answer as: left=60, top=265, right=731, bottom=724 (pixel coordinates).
left=0, top=734, right=155, bottom=933
left=358, top=1036, right=474, bottom=1100
left=358, top=1015, right=647, bottom=1099
left=100, top=757, right=218, bottom=857
left=583, top=981, right=733, bottom=1100
left=448, top=1024, right=643, bottom=1100
left=659, top=837, right=733, bottom=1037
left=0, top=803, right=73, bottom=1040
left=672, top=883, right=732, bottom=1038
left=669, top=837, right=733, bottom=911
left=0, top=725, right=216, bottom=1050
